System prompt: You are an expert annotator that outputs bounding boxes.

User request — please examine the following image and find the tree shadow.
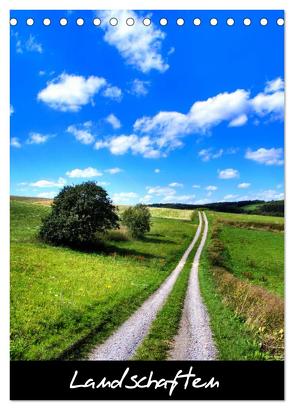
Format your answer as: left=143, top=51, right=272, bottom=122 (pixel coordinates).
left=68, top=240, right=159, bottom=260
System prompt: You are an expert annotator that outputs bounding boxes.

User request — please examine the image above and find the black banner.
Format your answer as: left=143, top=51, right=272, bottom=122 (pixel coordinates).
left=10, top=361, right=284, bottom=400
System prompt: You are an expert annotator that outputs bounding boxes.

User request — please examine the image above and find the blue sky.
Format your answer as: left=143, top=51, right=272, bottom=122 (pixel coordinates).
left=10, top=10, right=284, bottom=204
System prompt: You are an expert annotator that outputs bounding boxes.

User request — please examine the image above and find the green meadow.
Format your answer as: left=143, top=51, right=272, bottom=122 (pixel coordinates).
left=10, top=199, right=196, bottom=360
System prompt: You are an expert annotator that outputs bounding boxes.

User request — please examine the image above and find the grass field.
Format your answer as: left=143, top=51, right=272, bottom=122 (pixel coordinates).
left=219, top=225, right=284, bottom=296
left=10, top=199, right=197, bottom=360
left=199, top=212, right=284, bottom=360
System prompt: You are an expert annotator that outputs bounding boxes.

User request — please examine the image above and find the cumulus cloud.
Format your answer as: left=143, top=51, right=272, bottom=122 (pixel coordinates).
left=146, top=186, right=176, bottom=197
left=238, top=182, right=251, bottom=189
left=223, top=194, right=238, bottom=200
left=26, top=132, right=51, bottom=145
left=11, top=137, right=21, bottom=148
left=66, top=167, right=102, bottom=178
left=131, top=78, right=284, bottom=157
left=105, top=167, right=123, bottom=174
left=205, top=185, right=218, bottom=191
left=192, top=184, right=201, bottom=188
left=67, top=123, right=95, bottom=145
left=106, top=114, right=121, bottom=129
left=94, top=134, right=161, bottom=158
left=10, top=105, right=14, bottom=116
left=154, top=168, right=160, bottom=173
left=37, top=73, right=116, bottom=112
left=129, top=79, right=150, bottom=96
left=169, top=182, right=183, bottom=188
left=228, top=114, right=248, bottom=127
left=198, top=148, right=223, bottom=162
left=162, top=194, right=196, bottom=203
left=264, top=77, right=284, bottom=93
left=102, top=85, right=122, bottom=101
left=100, top=10, right=169, bottom=73
left=245, top=148, right=283, bottom=166
left=112, top=191, right=139, bottom=204
left=30, top=177, right=66, bottom=188
left=218, top=168, right=239, bottom=179
left=14, top=33, right=43, bottom=54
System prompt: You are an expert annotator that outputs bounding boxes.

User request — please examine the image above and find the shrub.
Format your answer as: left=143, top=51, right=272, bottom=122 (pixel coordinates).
left=39, top=182, right=119, bottom=246
left=122, top=204, right=151, bottom=239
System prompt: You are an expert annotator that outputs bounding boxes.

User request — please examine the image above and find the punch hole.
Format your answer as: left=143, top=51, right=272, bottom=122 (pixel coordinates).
left=26, top=18, right=34, bottom=26
left=160, top=18, right=168, bottom=26
left=110, top=18, right=118, bottom=26
left=260, top=18, right=268, bottom=26
left=193, top=18, right=201, bottom=26
left=177, top=18, right=185, bottom=26
left=60, top=18, right=68, bottom=26
left=76, top=18, right=84, bottom=26
left=210, top=18, right=218, bottom=26
left=93, top=18, right=101, bottom=26
left=43, top=18, right=51, bottom=26
left=143, top=18, right=151, bottom=26
left=10, top=18, right=18, bottom=26
left=243, top=18, right=251, bottom=26
left=277, top=18, right=284, bottom=26
left=126, top=17, right=135, bottom=26
left=227, top=18, right=235, bottom=26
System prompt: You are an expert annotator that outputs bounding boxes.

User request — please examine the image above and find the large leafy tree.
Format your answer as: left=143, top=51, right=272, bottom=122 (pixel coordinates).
left=39, top=182, right=119, bottom=246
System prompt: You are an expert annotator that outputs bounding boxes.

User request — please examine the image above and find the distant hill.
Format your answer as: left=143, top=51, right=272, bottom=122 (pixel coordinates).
left=148, top=200, right=284, bottom=217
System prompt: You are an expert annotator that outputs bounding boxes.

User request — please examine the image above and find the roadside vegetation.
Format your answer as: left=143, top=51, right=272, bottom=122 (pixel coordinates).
left=10, top=198, right=196, bottom=360
left=199, top=212, right=284, bottom=360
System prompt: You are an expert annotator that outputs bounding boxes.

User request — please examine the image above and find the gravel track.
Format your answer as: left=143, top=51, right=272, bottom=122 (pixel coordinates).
left=88, top=212, right=203, bottom=360
left=169, top=211, right=217, bottom=360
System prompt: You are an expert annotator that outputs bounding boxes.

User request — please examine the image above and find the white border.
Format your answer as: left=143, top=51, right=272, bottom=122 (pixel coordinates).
left=1, top=1, right=293, bottom=409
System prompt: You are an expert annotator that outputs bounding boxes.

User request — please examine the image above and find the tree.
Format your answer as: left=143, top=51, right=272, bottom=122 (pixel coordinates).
left=39, top=182, right=119, bottom=246
left=122, top=204, right=151, bottom=239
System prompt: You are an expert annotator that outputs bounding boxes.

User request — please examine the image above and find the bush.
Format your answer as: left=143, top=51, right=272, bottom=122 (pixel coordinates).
left=39, top=182, right=119, bottom=246
left=122, top=204, right=151, bottom=239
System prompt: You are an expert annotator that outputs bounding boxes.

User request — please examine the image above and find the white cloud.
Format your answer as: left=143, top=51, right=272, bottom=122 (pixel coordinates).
left=255, top=189, right=284, bottom=201
left=37, top=73, right=107, bottom=112
left=112, top=191, right=139, bottom=204
left=228, top=114, right=248, bottom=127
left=105, top=167, right=123, bottom=174
left=192, top=184, right=201, bottom=188
left=147, top=186, right=176, bottom=197
left=36, top=191, right=57, bottom=199
left=11, top=137, right=21, bottom=148
left=10, top=105, right=14, bottom=116
left=162, top=194, right=196, bottom=203
left=218, top=168, right=239, bottom=179
left=94, top=134, right=161, bottom=158
left=154, top=168, right=160, bottom=173
left=198, top=148, right=223, bottom=162
left=30, top=177, right=66, bottom=188
left=14, top=33, right=43, bottom=54
left=245, top=148, right=283, bottom=166
left=26, top=132, right=50, bottom=145
left=67, top=124, right=95, bottom=145
left=102, top=85, right=122, bottom=101
left=205, top=185, right=218, bottom=191
left=106, top=114, right=121, bottom=129
left=131, top=79, right=284, bottom=157
left=66, top=167, right=102, bottom=178
left=100, top=10, right=169, bottom=73
left=169, top=182, right=183, bottom=188
left=130, top=79, right=150, bottom=96
left=140, top=194, right=153, bottom=203
left=264, top=77, right=284, bottom=93
left=251, top=91, right=284, bottom=119
left=238, top=182, right=251, bottom=189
